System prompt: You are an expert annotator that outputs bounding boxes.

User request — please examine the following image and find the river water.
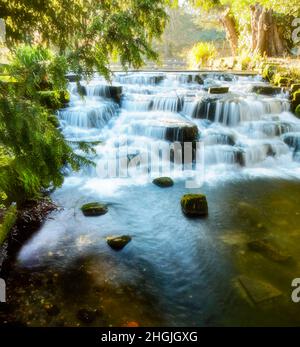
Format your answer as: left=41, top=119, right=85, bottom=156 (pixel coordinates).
left=3, top=72, right=300, bottom=326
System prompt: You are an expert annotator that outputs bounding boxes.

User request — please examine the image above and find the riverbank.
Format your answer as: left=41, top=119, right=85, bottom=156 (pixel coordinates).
left=0, top=199, right=57, bottom=278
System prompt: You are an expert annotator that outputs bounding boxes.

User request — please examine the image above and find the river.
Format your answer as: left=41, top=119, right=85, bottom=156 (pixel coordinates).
left=3, top=71, right=300, bottom=326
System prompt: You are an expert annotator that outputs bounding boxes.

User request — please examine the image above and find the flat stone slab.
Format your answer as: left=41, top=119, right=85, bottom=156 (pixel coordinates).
left=238, top=275, right=282, bottom=304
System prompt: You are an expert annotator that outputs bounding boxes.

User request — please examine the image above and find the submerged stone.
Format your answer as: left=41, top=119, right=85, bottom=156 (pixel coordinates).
left=81, top=202, right=108, bottom=217
left=106, top=235, right=132, bottom=250
left=181, top=194, right=208, bottom=217
left=152, top=177, right=174, bottom=188
left=247, top=239, right=292, bottom=263
left=238, top=275, right=282, bottom=304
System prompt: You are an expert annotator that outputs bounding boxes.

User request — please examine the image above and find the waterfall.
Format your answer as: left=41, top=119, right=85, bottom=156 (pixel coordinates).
left=59, top=102, right=118, bottom=129
left=57, top=71, right=300, bottom=184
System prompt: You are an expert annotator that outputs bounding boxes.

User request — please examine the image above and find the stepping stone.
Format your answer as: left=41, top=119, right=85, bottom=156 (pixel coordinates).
left=106, top=235, right=131, bottom=250
left=247, top=239, right=292, bottom=263
left=152, top=177, right=174, bottom=188
left=81, top=202, right=108, bottom=217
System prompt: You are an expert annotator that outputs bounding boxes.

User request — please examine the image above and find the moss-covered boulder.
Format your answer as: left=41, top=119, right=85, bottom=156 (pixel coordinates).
left=81, top=202, right=108, bottom=217
left=247, top=239, right=292, bottom=264
left=273, top=73, right=292, bottom=87
left=251, top=85, right=282, bottom=96
left=106, top=235, right=131, bottom=250
left=292, top=90, right=300, bottom=111
left=262, top=64, right=277, bottom=81
left=181, top=194, right=208, bottom=217
left=291, top=84, right=300, bottom=94
left=153, top=177, right=174, bottom=188
left=208, top=87, right=229, bottom=94
left=38, top=90, right=70, bottom=110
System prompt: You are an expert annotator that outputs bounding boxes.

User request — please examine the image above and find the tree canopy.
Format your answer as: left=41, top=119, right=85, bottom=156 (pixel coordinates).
left=1, top=0, right=170, bottom=78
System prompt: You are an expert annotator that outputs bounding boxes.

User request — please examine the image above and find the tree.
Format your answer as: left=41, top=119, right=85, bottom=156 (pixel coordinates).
left=0, top=1, right=171, bottom=207
left=189, top=0, right=300, bottom=56
left=0, top=0, right=169, bottom=78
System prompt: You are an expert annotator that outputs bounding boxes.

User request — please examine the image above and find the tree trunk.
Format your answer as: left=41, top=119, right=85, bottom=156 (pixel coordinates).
left=250, top=3, right=286, bottom=56
left=250, top=4, right=262, bottom=51
left=220, top=8, right=239, bottom=56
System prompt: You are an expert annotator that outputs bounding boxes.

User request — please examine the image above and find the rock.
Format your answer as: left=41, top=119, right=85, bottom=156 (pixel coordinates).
left=164, top=124, right=199, bottom=142
left=238, top=275, right=282, bottom=304
left=251, top=85, right=282, bottom=96
left=262, top=64, right=277, bottom=81
left=202, top=131, right=235, bottom=146
left=132, top=119, right=199, bottom=142
left=108, top=86, right=122, bottom=103
left=181, top=194, right=208, bottom=217
left=292, top=91, right=300, bottom=112
left=152, top=177, right=174, bottom=188
left=81, top=202, right=108, bottom=217
left=291, top=83, right=300, bottom=94
left=77, top=308, right=98, bottom=324
left=275, top=77, right=291, bottom=87
left=208, top=87, right=229, bottom=94
left=191, top=95, right=244, bottom=126
left=195, top=75, right=204, bottom=84
left=106, top=235, right=132, bottom=250
left=247, top=239, right=292, bottom=263
left=282, top=133, right=300, bottom=149
left=75, top=83, right=87, bottom=96
left=66, top=73, right=81, bottom=82
left=191, top=96, right=218, bottom=121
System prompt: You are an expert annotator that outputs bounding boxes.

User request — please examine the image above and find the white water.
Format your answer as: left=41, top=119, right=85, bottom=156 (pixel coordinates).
left=56, top=72, right=300, bottom=194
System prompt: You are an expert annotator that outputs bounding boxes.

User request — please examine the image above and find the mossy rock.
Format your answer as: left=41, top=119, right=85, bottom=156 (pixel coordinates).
left=208, top=87, right=229, bottom=94
left=106, top=235, right=131, bottom=250
left=38, top=90, right=70, bottom=110
left=81, top=202, right=108, bottom=217
left=195, top=75, right=204, bottom=84
left=292, top=90, right=300, bottom=111
left=251, top=85, right=281, bottom=96
left=296, top=105, right=300, bottom=118
left=152, top=177, right=174, bottom=188
left=291, top=84, right=300, bottom=94
left=247, top=239, right=292, bottom=264
left=273, top=74, right=291, bottom=87
left=181, top=194, right=208, bottom=217
left=262, top=64, right=277, bottom=81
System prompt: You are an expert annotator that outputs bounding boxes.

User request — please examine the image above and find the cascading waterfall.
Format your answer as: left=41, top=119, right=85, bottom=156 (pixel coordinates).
left=58, top=71, right=300, bottom=182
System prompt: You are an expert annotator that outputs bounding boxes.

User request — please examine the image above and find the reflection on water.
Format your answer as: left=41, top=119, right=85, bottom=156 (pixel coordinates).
left=2, top=72, right=300, bottom=326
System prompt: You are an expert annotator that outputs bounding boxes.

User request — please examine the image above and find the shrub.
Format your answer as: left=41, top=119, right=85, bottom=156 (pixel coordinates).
left=187, top=42, right=217, bottom=69
left=0, top=46, right=90, bottom=208
left=38, top=90, right=70, bottom=110
left=8, top=45, right=68, bottom=97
